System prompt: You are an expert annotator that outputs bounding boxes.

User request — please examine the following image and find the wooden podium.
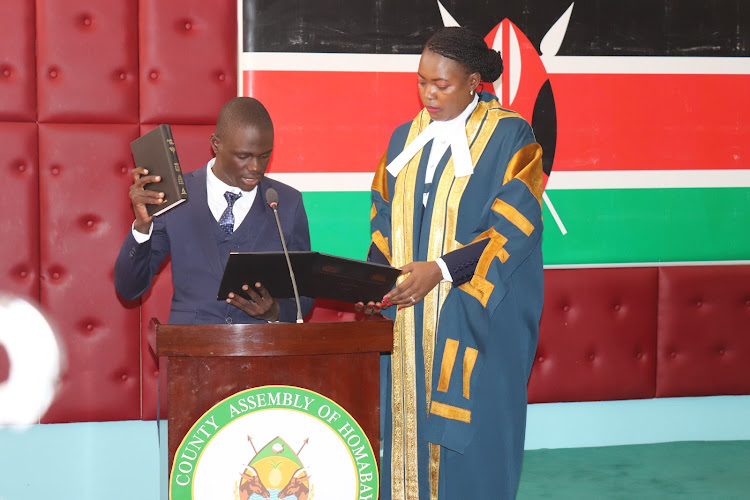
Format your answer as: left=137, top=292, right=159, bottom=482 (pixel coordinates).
left=151, top=317, right=393, bottom=472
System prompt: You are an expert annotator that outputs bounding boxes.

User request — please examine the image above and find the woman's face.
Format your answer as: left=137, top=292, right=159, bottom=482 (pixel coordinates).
left=418, top=49, right=479, bottom=122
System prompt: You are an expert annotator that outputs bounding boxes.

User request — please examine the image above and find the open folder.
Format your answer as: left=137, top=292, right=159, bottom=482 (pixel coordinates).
left=217, top=251, right=401, bottom=304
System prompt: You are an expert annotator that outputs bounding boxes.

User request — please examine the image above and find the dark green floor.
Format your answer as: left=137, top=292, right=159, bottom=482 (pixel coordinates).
left=517, top=441, right=750, bottom=499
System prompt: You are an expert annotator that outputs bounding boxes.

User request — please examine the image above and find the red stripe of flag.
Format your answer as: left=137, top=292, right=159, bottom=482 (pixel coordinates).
left=245, top=69, right=750, bottom=174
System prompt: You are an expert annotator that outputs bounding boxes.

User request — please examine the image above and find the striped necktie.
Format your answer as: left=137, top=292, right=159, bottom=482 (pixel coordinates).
left=219, top=191, right=242, bottom=235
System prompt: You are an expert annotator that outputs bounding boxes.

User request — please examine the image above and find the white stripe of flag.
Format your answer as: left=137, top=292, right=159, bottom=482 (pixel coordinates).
left=266, top=170, right=750, bottom=193
left=241, top=52, right=750, bottom=75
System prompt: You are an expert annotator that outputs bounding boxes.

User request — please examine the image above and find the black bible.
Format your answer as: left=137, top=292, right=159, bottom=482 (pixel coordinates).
left=130, top=124, right=188, bottom=217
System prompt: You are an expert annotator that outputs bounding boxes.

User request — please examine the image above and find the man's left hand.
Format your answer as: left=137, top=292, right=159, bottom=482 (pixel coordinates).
left=226, top=282, right=280, bottom=321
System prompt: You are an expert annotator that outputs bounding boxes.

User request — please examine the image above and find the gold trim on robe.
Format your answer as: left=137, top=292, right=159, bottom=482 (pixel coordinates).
left=372, top=150, right=390, bottom=203
left=391, top=111, right=429, bottom=500
left=371, top=230, right=392, bottom=265
left=492, top=199, right=535, bottom=236
left=430, top=401, right=471, bottom=423
left=503, top=143, right=544, bottom=206
left=463, top=347, right=479, bottom=399
left=436, top=339, right=460, bottom=393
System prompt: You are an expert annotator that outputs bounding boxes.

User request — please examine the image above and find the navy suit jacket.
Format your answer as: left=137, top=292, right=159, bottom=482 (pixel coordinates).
left=115, top=166, right=314, bottom=324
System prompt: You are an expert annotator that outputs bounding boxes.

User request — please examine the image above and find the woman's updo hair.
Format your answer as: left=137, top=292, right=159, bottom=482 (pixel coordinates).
left=424, top=27, right=504, bottom=82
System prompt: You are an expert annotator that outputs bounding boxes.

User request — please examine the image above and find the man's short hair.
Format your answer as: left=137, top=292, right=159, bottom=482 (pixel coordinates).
left=215, top=97, right=274, bottom=138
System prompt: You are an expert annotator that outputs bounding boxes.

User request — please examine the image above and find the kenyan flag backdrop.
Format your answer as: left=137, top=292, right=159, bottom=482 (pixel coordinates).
left=240, top=0, right=750, bottom=266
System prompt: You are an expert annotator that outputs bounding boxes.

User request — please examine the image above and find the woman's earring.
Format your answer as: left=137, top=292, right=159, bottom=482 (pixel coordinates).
left=470, top=89, right=474, bottom=96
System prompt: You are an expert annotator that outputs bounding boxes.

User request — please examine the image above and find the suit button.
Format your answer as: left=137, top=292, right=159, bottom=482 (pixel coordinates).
left=226, top=317, right=233, bottom=324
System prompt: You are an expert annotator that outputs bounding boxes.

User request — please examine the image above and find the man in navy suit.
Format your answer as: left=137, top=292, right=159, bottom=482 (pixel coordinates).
left=115, top=97, right=313, bottom=324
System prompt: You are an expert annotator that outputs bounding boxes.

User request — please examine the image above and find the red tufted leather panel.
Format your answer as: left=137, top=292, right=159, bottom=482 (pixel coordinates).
left=0, top=123, right=39, bottom=302
left=38, top=124, right=142, bottom=422
left=0, top=0, right=36, bottom=122
left=657, top=265, right=750, bottom=397
left=139, top=0, right=237, bottom=124
left=36, top=0, right=138, bottom=123
left=527, top=268, right=658, bottom=403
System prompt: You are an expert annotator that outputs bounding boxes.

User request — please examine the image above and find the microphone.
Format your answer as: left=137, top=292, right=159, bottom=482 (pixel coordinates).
left=265, top=188, right=304, bottom=323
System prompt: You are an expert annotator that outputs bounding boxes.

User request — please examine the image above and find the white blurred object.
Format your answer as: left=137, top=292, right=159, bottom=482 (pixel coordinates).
left=0, top=295, right=62, bottom=426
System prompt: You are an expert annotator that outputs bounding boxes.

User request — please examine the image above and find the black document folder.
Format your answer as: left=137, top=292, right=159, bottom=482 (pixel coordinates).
left=217, top=251, right=401, bottom=304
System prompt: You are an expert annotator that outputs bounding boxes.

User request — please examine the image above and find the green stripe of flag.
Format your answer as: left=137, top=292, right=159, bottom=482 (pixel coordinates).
left=303, top=188, right=750, bottom=265
left=542, top=188, right=750, bottom=265
left=303, top=191, right=372, bottom=259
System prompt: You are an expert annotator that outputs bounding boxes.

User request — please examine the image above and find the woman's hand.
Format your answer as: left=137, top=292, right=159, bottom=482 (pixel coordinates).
left=354, top=300, right=383, bottom=319
left=383, top=261, right=443, bottom=309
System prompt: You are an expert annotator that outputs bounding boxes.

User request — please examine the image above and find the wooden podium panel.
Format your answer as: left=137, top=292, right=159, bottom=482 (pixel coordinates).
left=153, top=318, right=393, bottom=472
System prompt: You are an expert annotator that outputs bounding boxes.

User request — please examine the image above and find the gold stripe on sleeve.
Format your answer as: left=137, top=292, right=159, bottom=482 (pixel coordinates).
left=371, top=150, right=390, bottom=203
left=459, top=275, right=494, bottom=307
left=463, top=347, right=478, bottom=399
left=370, top=202, right=377, bottom=222
left=503, top=142, right=544, bottom=206
left=458, top=228, right=510, bottom=307
left=436, top=339, right=460, bottom=393
left=474, top=228, right=509, bottom=277
left=430, top=401, right=471, bottom=423
left=371, top=230, right=392, bottom=265
left=492, top=199, right=534, bottom=236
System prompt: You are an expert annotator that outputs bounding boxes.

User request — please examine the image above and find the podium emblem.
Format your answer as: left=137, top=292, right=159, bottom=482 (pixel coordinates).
left=170, top=385, right=379, bottom=499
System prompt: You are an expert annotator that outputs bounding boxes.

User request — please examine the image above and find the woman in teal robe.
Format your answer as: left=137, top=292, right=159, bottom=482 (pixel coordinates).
left=368, top=27, right=544, bottom=499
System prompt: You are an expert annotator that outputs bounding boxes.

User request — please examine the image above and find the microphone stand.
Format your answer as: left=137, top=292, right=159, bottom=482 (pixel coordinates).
left=267, top=193, right=304, bottom=323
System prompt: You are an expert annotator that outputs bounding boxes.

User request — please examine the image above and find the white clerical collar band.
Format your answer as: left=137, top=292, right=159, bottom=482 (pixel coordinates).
left=386, top=94, right=479, bottom=178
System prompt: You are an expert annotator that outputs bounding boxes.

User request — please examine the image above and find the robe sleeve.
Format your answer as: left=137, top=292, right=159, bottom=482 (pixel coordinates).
left=424, top=119, right=544, bottom=453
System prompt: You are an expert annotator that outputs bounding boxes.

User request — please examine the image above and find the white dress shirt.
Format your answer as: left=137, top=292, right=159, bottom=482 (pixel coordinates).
left=132, top=158, right=258, bottom=242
